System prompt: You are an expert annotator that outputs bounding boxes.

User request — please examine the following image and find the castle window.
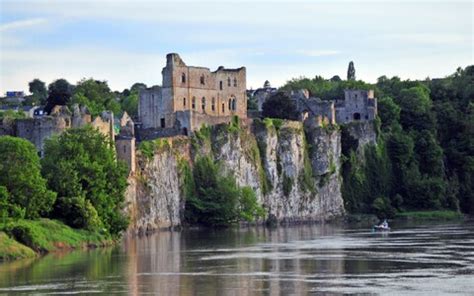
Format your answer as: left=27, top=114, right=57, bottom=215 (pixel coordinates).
left=211, top=97, right=215, bottom=111
left=200, top=75, right=205, bottom=85
left=183, top=97, right=186, bottom=107
left=123, top=145, right=126, bottom=153
left=232, top=98, right=236, bottom=110
left=220, top=81, right=223, bottom=90
left=353, top=113, right=361, bottom=121
left=233, top=78, right=237, bottom=87
left=160, top=118, right=166, bottom=128
left=192, top=97, right=196, bottom=110
left=222, top=103, right=225, bottom=113
left=202, top=97, right=206, bottom=111
left=228, top=98, right=232, bottom=111
left=227, top=77, right=231, bottom=86
left=181, top=73, right=186, bottom=83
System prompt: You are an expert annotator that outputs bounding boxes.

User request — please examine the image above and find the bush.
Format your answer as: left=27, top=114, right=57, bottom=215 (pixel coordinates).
left=372, top=196, right=396, bottom=219
left=184, top=156, right=264, bottom=226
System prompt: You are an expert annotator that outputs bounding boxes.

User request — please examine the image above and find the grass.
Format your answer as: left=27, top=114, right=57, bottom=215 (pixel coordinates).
left=0, top=218, right=111, bottom=260
left=0, top=231, right=36, bottom=260
left=395, top=210, right=463, bottom=220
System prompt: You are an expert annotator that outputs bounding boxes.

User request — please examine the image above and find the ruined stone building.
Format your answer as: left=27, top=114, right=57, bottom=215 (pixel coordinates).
left=1, top=104, right=115, bottom=157
left=335, top=90, right=377, bottom=124
left=139, top=53, right=247, bottom=135
left=256, top=87, right=377, bottom=127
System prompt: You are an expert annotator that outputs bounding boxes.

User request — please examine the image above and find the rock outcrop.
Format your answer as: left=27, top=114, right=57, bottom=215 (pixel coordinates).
left=125, top=119, right=347, bottom=234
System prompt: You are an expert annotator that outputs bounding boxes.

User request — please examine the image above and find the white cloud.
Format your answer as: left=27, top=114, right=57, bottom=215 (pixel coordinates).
left=0, top=18, right=48, bottom=32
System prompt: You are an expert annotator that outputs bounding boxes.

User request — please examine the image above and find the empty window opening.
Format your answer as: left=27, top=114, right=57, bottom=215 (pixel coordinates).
left=192, top=97, right=196, bottom=110
left=183, top=97, right=186, bottom=107
left=220, top=81, right=223, bottom=90
left=212, top=97, right=216, bottom=111
left=353, top=113, right=361, bottom=120
left=202, top=97, right=206, bottom=111
left=222, top=103, right=225, bottom=113
left=181, top=73, right=186, bottom=83
left=160, top=118, right=166, bottom=128
left=233, top=78, right=237, bottom=87
left=183, top=127, right=188, bottom=136
left=200, top=75, right=205, bottom=85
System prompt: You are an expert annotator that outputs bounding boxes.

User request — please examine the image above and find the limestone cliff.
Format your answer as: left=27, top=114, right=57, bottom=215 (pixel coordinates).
left=125, top=120, right=346, bottom=234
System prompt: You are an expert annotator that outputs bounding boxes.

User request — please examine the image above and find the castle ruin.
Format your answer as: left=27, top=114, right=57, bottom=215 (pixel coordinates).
left=139, top=53, right=247, bottom=135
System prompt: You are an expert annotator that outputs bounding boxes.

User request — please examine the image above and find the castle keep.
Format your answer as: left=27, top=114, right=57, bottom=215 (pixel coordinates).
left=139, top=53, right=247, bottom=135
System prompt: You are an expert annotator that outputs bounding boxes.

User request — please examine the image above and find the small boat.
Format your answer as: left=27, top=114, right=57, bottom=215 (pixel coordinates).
left=373, top=219, right=390, bottom=231
left=373, top=225, right=390, bottom=231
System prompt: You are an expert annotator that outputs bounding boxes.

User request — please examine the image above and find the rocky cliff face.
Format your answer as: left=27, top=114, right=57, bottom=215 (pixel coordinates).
left=125, top=120, right=346, bottom=234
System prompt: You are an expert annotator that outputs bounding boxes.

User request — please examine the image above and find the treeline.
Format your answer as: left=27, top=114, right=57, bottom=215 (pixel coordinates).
left=283, top=65, right=473, bottom=216
left=0, top=127, right=129, bottom=238
left=8, top=78, right=146, bottom=117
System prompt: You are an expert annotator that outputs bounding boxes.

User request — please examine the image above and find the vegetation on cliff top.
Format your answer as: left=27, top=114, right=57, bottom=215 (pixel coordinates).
left=284, top=65, right=473, bottom=216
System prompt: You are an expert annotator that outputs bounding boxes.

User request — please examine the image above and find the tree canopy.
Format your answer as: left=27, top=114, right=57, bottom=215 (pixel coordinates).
left=45, top=79, right=73, bottom=113
left=0, top=136, right=56, bottom=219
left=262, top=92, right=298, bottom=120
left=42, top=126, right=129, bottom=235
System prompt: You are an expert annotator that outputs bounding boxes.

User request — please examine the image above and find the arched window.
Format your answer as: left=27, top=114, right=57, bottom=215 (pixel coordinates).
left=222, top=103, right=225, bottom=113
left=202, top=97, right=206, bottom=111
left=200, top=75, right=205, bottom=85
left=233, top=78, right=237, bottom=87
left=183, top=97, right=186, bottom=108
left=219, top=81, right=223, bottom=90
left=192, top=97, right=196, bottom=110
left=232, top=98, right=236, bottom=111
left=228, top=98, right=232, bottom=111
left=181, top=73, right=186, bottom=83
left=211, top=97, right=215, bottom=112
left=227, top=77, right=231, bottom=86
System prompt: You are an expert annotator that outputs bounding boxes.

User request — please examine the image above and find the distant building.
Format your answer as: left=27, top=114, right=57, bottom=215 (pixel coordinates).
left=139, top=53, right=247, bottom=135
left=3, top=91, right=25, bottom=104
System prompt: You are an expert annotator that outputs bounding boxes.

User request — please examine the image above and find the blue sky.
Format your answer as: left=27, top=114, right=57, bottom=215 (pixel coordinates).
left=0, top=0, right=472, bottom=93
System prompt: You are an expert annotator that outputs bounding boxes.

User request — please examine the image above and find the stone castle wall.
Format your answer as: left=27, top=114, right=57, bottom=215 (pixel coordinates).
left=139, top=53, right=247, bottom=133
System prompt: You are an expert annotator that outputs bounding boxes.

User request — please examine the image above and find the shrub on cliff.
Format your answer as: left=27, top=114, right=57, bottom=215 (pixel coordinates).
left=184, top=156, right=264, bottom=226
left=0, top=136, right=56, bottom=219
left=262, top=92, right=298, bottom=120
left=42, top=126, right=128, bottom=236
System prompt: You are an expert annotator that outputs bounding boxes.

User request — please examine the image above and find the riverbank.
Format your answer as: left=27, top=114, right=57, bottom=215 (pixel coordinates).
left=0, top=218, right=112, bottom=261
left=395, top=210, right=464, bottom=220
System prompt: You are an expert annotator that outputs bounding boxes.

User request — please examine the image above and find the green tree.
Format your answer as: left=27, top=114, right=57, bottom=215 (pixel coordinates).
left=45, top=79, right=73, bottom=113
left=377, top=96, right=401, bottom=131
left=347, top=61, right=356, bottom=80
left=0, top=136, right=56, bottom=219
left=184, top=156, right=264, bottom=226
left=72, top=78, right=121, bottom=116
left=262, top=92, right=298, bottom=120
left=42, top=126, right=128, bottom=235
left=28, top=79, right=48, bottom=105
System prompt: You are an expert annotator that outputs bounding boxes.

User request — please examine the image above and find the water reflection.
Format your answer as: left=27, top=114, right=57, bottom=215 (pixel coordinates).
left=1, top=221, right=473, bottom=295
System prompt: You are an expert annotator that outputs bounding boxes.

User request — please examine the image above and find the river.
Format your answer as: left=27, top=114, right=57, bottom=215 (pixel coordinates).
left=1, top=220, right=473, bottom=295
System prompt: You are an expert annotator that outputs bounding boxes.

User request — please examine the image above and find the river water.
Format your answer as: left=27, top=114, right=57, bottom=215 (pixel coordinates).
left=1, top=220, right=473, bottom=295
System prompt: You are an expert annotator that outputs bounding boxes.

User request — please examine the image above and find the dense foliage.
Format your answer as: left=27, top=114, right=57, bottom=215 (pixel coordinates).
left=283, top=65, right=474, bottom=215
left=45, top=79, right=73, bottom=113
left=71, top=79, right=121, bottom=116
left=42, top=126, right=129, bottom=235
left=261, top=92, right=298, bottom=120
left=0, top=137, right=56, bottom=219
left=184, top=156, right=265, bottom=226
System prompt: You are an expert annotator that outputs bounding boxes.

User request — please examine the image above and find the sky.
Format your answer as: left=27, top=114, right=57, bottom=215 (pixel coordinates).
left=0, top=0, right=472, bottom=93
